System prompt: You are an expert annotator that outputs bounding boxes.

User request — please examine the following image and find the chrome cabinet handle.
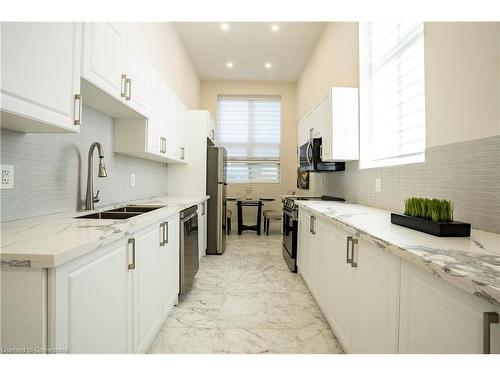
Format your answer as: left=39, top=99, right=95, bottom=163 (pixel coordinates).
left=128, top=238, right=136, bottom=270
left=180, top=147, right=185, bottom=160
left=125, top=78, right=131, bottom=100
left=159, top=137, right=163, bottom=153
left=351, top=238, right=358, bottom=268
left=346, top=236, right=353, bottom=264
left=164, top=221, right=169, bottom=245
left=484, top=312, right=499, bottom=354
left=160, top=222, right=164, bottom=246
left=202, top=203, right=205, bottom=216
left=162, top=138, right=166, bottom=153
left=74, top=94, right=82, bottom=125
left=310, top=216, right=316, bottom=235
left=320, top=144, right=323, bottom=159
left=121, top=74, right=127, bottom=97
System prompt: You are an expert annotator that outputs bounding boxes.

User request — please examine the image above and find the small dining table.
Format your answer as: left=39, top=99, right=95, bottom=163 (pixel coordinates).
left=226, top=197, right=275, bottom=235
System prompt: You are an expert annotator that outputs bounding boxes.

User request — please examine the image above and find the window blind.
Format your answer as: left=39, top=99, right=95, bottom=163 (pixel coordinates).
left=217, top=96, right=281, bottom=183
left=361, top=22, right=426, bottom=164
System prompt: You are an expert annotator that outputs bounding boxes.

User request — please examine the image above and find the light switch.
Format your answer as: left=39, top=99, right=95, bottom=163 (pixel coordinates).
left=1, top=165, right=14, bottom=189
left=375, top=177, right=381, bottom=192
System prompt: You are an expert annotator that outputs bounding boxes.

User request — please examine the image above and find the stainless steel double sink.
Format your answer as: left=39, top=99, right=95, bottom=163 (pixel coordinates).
left=75, top=205, right=166, bottom=220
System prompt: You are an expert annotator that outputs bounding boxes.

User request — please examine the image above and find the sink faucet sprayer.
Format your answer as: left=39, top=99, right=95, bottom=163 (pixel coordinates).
left=85, top=142, right=107, bottom=210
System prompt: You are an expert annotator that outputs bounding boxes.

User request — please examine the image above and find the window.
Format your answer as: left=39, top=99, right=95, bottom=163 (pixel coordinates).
left=217, top=96, right=281, bottom=183
left=359, top=22, right=426, bottom=169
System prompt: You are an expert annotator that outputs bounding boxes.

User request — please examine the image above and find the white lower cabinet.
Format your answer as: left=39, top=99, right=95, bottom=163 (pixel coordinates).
left=131, top=222, right=163, bottom=354
left=2, top=214, right=181, bottom=354
left=50, top=238, right=132, bottom=353
left=399, top=260, right=500, bottom=354
left=298, top=209, right=500, bottom=354
left=161, top=215, right=180, bottom=319
left=350, top=237, right=400, bottom=353
left=329, top=225, right=354, bottom=350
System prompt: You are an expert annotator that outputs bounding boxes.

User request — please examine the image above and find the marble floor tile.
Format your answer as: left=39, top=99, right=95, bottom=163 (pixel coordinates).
left=149, top=327, right=216, bottom=354
left=212, top=328, right=343, bottom=354
left=149, top=233, right=344, bottom=354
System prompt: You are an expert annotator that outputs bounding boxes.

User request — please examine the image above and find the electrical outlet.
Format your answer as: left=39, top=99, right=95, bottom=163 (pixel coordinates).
left=130, top=173, right=136, bottom=186
left=375, top=177, right=381, bottom=192
left=1, top=165, right=14, bottom=189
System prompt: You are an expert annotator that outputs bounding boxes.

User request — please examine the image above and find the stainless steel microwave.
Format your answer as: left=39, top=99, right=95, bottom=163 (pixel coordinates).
left=299, top=138, right=345, bottom=172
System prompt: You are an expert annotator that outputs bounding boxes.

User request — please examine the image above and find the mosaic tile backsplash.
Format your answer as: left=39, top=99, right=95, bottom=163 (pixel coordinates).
left=311, top=135, right=500, bottom=234
left=1, top=106, right=168, bottom=222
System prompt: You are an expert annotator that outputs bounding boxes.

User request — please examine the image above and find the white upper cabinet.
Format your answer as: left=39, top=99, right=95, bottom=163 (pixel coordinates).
left=82, top=23, right=126, bottom=100
left=207, top=113, right=216, bottom=145
left=124, top=42, right=151, bottom=117
left=297, top=87, right=359, bottom=161
left=0, top=22, right=82, bottom=133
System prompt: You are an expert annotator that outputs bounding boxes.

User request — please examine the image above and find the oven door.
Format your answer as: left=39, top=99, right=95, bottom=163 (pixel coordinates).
left=282, top=208, right=297, bottom=259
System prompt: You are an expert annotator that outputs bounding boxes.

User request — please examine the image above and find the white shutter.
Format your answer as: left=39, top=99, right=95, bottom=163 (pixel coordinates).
left=360, top=22, right=426, bottom=167
left=217, top=96, right=281, bottom=183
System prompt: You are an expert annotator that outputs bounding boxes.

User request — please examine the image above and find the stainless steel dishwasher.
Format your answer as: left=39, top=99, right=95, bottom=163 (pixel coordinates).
left=180, top=205, right=199, bottom=294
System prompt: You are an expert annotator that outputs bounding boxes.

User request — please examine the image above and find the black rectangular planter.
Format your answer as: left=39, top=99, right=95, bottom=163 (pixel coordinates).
left=391, top=213, right=471, bottom=237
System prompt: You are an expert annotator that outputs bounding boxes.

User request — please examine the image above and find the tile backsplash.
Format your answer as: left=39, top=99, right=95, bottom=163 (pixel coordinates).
left=0, top=106, right=167, bottom=222
left=308, top=135, right=500, bottom=234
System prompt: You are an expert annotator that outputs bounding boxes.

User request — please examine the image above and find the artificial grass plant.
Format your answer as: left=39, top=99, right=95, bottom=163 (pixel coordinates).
left=403, top=197, right=454, bottom=223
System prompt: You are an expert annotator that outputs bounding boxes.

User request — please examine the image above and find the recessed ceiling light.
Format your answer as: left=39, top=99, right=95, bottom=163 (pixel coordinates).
left=265, top=62, right=272, bottom=69
left=271, top=24, right=279, bottom=32
left=226, top=61, right=233, bottom=68
left=221, top=23, right=230, bottom=31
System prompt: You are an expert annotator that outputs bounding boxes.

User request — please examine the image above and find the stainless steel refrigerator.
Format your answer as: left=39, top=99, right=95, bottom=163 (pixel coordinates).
left=206, top=146, right=227, bottom=255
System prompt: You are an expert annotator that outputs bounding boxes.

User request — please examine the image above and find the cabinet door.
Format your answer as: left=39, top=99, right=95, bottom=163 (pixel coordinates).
left=330, top=226, right=354, bottom=351
left=161, top=216, right=180, bottom=319
left=1, top=22, right=82, bottom=133
left=399, top=261, right=500, bottom=354
left=82, top=22, right=126, bottom=99
left=147, top=73, right=162, bottom=155
left=316, top=94, right=331, bottom=160
left=125, top=43, right=151, bottom=116
left=132, top=222, right=163, bottom=353
left=52, top=238, right=132, bottom=353
left=177, top=99, right=188, bottom=161
left=310, top=216, right=330, bottom=312
left=165, top=88, right=180, bottom=157
left=350, top=239, right=400, bottom=353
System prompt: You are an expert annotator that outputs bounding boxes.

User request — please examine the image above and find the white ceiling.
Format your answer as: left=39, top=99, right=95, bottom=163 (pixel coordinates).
left=174, top=22, right=325, bottom=81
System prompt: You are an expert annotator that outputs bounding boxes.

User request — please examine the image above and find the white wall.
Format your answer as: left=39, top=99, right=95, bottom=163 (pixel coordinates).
left=297, top=22, right=500, bottom=148
left=425, top=22, right=500, bottom=147
left=117, top=23, right=200, bottom=109
left=297, top=23, right=359, bottom=121
left=200, top=80, right=297, bottom=231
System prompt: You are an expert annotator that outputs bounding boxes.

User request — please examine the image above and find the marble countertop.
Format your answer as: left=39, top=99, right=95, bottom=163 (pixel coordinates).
left=0, top=195, right=209, bottom=268
left=296, top=200, right=500, bottom=307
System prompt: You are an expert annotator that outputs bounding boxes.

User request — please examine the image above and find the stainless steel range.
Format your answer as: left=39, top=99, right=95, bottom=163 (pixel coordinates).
left=282, top=195, right=345, bottom=272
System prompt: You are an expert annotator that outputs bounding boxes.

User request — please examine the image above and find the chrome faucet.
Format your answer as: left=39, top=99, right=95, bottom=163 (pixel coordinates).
left=85, top=142, right=107, bottom=210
